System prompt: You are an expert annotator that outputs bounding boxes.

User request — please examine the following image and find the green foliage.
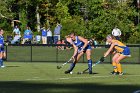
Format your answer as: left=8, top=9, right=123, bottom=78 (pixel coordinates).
left=0, top=0, right=139, bottom=43
left=55, top=2, right=71, bottom=21
left=87, top=0, right=138, bottom=43
left=128, top=24, right=140, bottom=43
left=60, top=16, right=86, bottom=38
left=0, top=0, right=14, bottom=19
left=0, top=19, right=12, bottom=32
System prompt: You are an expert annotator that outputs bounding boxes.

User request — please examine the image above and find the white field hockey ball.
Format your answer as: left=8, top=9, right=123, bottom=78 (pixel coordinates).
left=70, top=72, right=73, bottom=74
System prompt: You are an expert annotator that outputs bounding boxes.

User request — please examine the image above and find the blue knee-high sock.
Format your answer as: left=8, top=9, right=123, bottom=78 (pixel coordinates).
left=88, top=59, right=92, bottom=73
left=0, top=58, right=3, bottom=66
left=69, top=62, right=76, bottom=71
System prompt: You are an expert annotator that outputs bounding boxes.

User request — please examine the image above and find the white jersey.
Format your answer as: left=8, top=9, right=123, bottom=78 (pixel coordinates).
left=47, top=30, right=52, bottom=36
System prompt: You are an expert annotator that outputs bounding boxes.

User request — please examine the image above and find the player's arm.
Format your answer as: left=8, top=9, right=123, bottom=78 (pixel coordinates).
left=78, top=36, right=88, bottom=52
left=104, top=42, right=115, bottom=57
left=72, top=44, right=78, bottom=59
left=110, top=48, right=116, bottom=55
left=66, top=37, right=78, bottom=59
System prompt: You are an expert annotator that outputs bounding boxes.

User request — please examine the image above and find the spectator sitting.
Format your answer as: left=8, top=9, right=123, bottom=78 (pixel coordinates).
left=12, top=26, right=21, bottom=37
left=22, top=26, right=33, bottom=44
left=56, top=40, right=65, bottom=50
left=88, top=37, right=99, bottom=48
left=92, top=38, right=98, bottom=48
left=11, top=26, right=21, bottom=44
left=6, top=35, right=13, bottom=44
left=35, top=35, right=41, bottom=44
left=11, top=35, right=21, bottom=44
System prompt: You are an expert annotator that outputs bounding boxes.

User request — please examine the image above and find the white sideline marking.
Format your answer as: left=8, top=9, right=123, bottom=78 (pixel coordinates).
left=59, top=78, right=69, bottom=80
left=25, top=74, right=140, bottom=81
left=26, top=79, right=46, bottom=81
left=59, top=76, right=110, bottom=80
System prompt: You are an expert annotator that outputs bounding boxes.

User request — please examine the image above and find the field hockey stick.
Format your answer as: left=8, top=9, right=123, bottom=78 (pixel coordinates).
left=57, top=57, right=74, bottom=69
left=93, top=60, right=102, bottom=66
left=77, top=57, right=105, bottom=74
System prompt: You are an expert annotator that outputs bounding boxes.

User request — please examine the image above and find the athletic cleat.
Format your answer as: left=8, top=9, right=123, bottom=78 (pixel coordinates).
left=119, top=72, right=124, bottom=75
left=110, top=71, right=115, bottom=75
left=110, top=71, right=119, bottom=75
left=89, top=71, right=92, bottom=74
left=65, top=70, right=71, bottom=74
left=0, top=65, right=5, bottom=68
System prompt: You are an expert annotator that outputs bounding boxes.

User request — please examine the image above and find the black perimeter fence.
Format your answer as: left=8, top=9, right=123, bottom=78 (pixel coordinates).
left=5, top=44, right=140, bottom=64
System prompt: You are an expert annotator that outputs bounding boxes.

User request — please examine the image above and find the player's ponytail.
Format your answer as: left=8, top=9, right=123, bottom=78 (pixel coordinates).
left=106, top=34, right=116, bottom=40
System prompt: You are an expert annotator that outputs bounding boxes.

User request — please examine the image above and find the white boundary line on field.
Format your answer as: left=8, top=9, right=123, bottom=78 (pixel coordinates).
left=24, top=74, right=140, bottom=81
left=59, top=75, right=110, bottom=80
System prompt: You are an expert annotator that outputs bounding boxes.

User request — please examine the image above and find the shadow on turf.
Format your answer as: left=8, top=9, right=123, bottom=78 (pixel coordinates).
left=5, top=65, right=20, bottom=68
left=0, top=81, right=139, bottom=93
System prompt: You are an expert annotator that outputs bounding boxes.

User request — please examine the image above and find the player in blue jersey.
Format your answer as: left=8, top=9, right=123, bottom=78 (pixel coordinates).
left=65, top=32, right=93, bottom=74
left=0, top=29, right=6, bottom=68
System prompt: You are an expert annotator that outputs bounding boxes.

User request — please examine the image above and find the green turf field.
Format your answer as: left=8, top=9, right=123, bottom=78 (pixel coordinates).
left=0, top=62, right=140, bottom=93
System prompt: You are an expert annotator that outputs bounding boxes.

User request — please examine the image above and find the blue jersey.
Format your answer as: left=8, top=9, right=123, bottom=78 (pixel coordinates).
left=0, top=35, right=4, bottom=52
left=72, top=36, right=91, bottom=52
left=0, top=35, right=4, bottom=46
left=41, top=29, right=47, bottom=36
left=24, top=29, right=32, bottom=39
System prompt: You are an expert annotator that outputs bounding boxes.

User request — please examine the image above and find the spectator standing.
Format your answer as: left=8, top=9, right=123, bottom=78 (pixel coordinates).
left=53, top=21, right=62, bottom=44
left=41, top=27, right=47, bottom=44
left=112, top=26, right=121, bottom=40
left=22, top=26, right=33, bottom=44
left=47, top=27, right=53, bottom=44
left=11, top=35, right=21, bottom=44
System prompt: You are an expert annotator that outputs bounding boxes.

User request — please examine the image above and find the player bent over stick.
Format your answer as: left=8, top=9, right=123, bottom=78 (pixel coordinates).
left=104, top=35, right=131, bottom=75
left=65, top=32, right=93, bottom=74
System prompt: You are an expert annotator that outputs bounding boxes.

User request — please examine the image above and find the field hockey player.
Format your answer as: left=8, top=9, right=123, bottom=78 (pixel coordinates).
left=64, top=32, right=93, bottom=74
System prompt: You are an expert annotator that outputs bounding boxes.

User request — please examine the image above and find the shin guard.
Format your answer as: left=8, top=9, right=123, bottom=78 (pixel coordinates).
left=88, top=59, right=92, bottom=74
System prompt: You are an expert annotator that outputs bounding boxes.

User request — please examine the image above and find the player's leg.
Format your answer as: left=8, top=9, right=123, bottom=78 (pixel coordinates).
left=86, top=49, right=92, bottom=74
left=42, top=37, right=44, bottom=44
left=111, top=53, right=120, bottom=74
left=115, top=55, right=127, bottom=75
left=42, top=37, right=45, bottom=44
left=0, top=52, right=4, bottom=67
left=22, top=38, right=25, bottom=44
left=65, top=52, right=84, bottom=74
left=44, top=36, right=47, bottom=44
left=2, top=51, right=6, bottom=60
left=0, top=46, right=5, bottom=67
left=69, top=52, right=84, bottom=71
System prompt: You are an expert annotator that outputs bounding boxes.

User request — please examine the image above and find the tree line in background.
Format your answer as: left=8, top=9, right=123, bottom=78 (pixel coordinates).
left=0, top=0, right=140, bottom=43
